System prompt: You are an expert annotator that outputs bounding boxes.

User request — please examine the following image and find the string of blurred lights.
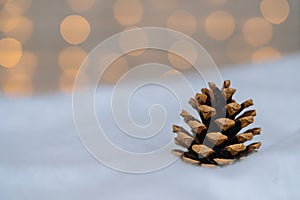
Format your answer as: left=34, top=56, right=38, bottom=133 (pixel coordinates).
left=0, top=0, right=294, bottom=96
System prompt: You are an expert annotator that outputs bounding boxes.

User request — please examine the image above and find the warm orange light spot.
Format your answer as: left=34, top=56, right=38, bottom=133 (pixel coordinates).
left=162, top=69, right=180, bottom=77
left=0, top=0, right=31, bottom=18
left=260, top=0, right=289, bottom=24
left=66, top=0, right=95, bottom=12
left=242, top=17, right=272, bottom=47
left=9, top=51, right=37, bottom=77
left=252, top=47, right=281, bottom=63
left=3, top=74, right=33, bottom=96
left=167, top=10, right=197, bottom=36
left=0, top=38, right=22, bottom=68
left=59, top=46, right=87, bottom=76
left=0, top=17, right=21, bottom=33
left=60, top=15, right=91, bottom=45
left=3, top=16, right=33, bottom=44
left=205, top=11, right=235, bottom=41
left=226, top=36, right=253, bottom=63
left=113, top=0, right=143, bottom=26
left=119, top=27, right=148, bottom=56
left=59, top=73, right=75, bottom=93
left=1, top=0, right=32, bottom=16
left=20, top=51, right=37, bottom=69
left=101, top=54, right=129, bottom=84
left=1, top=3, right=21, bottom=16
left=168, top=40, right=198, bottom=70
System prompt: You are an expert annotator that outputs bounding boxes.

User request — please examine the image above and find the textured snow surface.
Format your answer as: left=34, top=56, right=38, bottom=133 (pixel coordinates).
left=1, top=55, right=300, bottom=200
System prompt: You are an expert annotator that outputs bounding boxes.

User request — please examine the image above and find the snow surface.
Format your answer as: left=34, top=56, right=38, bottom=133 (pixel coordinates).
left=1, top=54, right=300, bottom=200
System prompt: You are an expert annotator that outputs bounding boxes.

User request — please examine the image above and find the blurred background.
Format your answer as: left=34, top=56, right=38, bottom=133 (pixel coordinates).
left=0, top=0, right=299, bottom=97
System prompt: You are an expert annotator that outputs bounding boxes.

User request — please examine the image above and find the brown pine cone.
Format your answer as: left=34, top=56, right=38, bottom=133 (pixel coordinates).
left=172, top=80, right=262, bottom=167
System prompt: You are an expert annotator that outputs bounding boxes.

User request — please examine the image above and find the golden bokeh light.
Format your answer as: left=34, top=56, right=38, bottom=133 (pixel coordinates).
left=0, top=16, right=20, bottom=33
left=260, top=0, right=289, bottom=25
left=1, top=0, right=31, bottom=17
left=60, top=15, right=91, bottom=45
left=168, top=40, right=198, bottom=70
left=119, top=27, right=148, bottom=56
left=59, top=73, right=76, bottom=93
left=226, top=36, right=253, bottom=63
left=1, top=3, right=20, bottom=17
left=1, top=0, right=32, bottom=16
left=3, top=74, right=33, bottom=96
left=205, top=11, right=235, bottom=41
left=59, top=72, right=89, bottom=93
left=162, top=69, right=181, bottom=77
left=0, top=38, right=22, bottom=68
left=252, top=47, right=281, bottom=63
left=66, top=0, right=95, bottom=13
left=167, top=10, right=197, bottom=36
left=59, top=74, right=72, bottom=93
left=101, top=54, right=129, bottom=84
left=3, top=16, right=33, bottom=44
left=242, top=17, right=273, bottom=47
left=20, top=51, right=37, bottom=70
left=59, top=46, right=87, bottom=76
left=113, top=0, right=143, bottom=26
left=9, top=51, right=37, bottom=77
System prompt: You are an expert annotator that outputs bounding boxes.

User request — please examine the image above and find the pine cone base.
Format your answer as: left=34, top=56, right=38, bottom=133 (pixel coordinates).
left=172, top=80, right=262, bottom=167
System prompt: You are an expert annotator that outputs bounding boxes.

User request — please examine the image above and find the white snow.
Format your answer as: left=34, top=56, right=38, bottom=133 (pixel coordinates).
left=1, top=54, right=300, bottom=200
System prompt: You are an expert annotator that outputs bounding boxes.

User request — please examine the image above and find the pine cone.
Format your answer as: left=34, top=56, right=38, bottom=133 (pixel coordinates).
left=172, top=80, right=262, bottom=167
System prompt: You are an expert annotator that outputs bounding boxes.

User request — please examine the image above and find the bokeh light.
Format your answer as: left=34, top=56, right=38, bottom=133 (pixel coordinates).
left=0, top=16, right=20, bottom=33
left=1, top=3, right=20, bottom=17
left=260, top=0, right=289, bottom=24
left=2, top=51, right=37, bottom=97
left=119, top=27, right=148, bottom=56
left=252, top=46, right=281, bottom=63
left=59, top=73, right=76, bottom=93
left=3, top=74, right=33, bottom=96
left=168, top=40, right=198, bottom=70
left=0, top=0, right=5, bottom=5
left=226, top=36, right=253, bottom=63
left=0, top=0, right=297, bottom=96
left=0, top=0, right=32, bottom=35
left=3, top=16, right=33, bottom=44
left=113, top=0, right=143, bottom=26
left=162, top=69, right=180, bottom=77
left=205, top=11, right=235, bottom=41
left=1, top=0, right=32, bottom=16
left=60, top=15, right=91, bottom=45
left=9, top=51, right=37, bottom=77
left=66, top=0, right=95, bottom=13
left=166, top=10, right=197, bottom=36
left=242, top=17, right=272, bottom=47
left=6, top=0, right=32, bottom=15
left=101, top=54, right=129, bottom=84
left=59, top=46, right=87, bottom=75
left=0, top=38, right=22, bottom=68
